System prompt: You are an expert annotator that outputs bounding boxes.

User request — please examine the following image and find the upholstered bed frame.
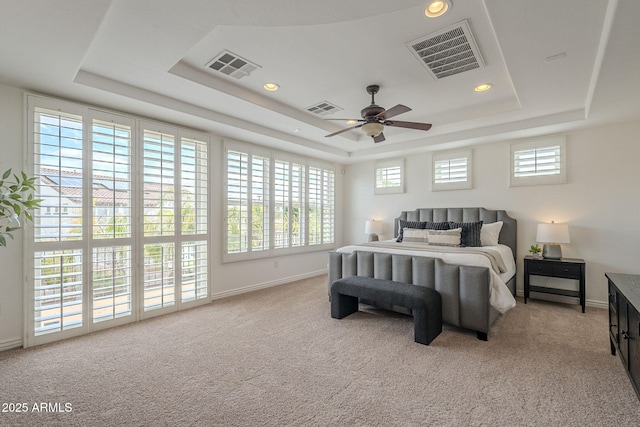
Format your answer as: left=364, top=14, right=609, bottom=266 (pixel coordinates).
left=328, top=207, right=517, bottom=340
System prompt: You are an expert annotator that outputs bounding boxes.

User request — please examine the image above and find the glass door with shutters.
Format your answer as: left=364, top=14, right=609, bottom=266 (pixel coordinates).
left=26, top=96, right=210, bottom=347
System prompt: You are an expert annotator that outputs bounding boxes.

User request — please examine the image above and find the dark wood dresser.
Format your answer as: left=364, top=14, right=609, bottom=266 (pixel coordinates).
left=606, top=272, right=640, bottom=400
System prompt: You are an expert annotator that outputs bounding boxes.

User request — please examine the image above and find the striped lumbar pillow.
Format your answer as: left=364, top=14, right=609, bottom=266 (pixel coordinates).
left=402, top=228, right=430, bottom=243
left=427, top=228, right=462, bottom=247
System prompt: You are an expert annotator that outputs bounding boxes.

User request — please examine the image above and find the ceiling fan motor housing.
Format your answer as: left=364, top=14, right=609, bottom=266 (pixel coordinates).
left=361, top=104, right=384, bottom=119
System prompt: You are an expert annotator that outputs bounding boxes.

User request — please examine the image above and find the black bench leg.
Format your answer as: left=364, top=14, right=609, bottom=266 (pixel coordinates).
left=413, top=308, right=442, bottom=346
left=476, top=331, right=488, bottom=341
left=331, top=293, right=359, bottom=319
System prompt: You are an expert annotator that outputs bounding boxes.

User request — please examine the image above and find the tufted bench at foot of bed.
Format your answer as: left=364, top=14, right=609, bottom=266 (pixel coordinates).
left=330, top=276, right=442, bottom=345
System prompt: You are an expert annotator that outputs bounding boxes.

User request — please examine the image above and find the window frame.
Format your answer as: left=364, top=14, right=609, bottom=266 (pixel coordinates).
left=431, top=149, right=473, bottom=191
left=510, top=135, right=567, bottom=187
left=223, top=140, right=336, bottom=263
left=374, top=158, right=404, bottom=195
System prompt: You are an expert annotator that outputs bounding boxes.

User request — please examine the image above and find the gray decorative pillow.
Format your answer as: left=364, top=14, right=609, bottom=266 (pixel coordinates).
left=427, top=228, right=462, bottom=247
left=396, top=220, right=427, bottom=242
left=424, top=221, right=451, bottom=231
left=448, top=221, right=483, bottom=247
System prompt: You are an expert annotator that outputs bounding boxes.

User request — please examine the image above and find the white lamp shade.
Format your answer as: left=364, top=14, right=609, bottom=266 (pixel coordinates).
left=365, top=220, right=383, bottom=235
left=536, top=223, right=570, bottom=244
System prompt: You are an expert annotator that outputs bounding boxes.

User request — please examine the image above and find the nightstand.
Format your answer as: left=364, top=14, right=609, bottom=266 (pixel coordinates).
left=524, top=256, right=586, bottom=312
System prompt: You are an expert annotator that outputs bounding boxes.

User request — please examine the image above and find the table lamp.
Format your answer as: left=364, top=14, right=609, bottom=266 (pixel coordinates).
left=365, top=220, right=383, bottom=242
left=536, top=221, right=570, bottom=259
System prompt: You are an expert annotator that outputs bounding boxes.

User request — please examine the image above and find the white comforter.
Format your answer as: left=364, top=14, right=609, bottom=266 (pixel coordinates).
left=335, top=242, right=517, bottom=314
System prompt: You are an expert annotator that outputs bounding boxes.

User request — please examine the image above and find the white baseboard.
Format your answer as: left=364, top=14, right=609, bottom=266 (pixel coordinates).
left=0, top=337, right=23, bottom=352
left=212, top=269, right=327, bottom=301
left=516, top=290, right=607, bottom=310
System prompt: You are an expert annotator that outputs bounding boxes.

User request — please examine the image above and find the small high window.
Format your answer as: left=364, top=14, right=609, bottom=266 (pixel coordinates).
left=510, top=136, right=566, bottom=186
left=374, top=158, right=404, bottom=194
left=432, top=149, right=472, bottom=191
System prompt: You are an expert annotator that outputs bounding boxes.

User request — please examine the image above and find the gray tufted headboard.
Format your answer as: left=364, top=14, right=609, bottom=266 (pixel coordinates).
left=394, top=207, right=517, bottom=258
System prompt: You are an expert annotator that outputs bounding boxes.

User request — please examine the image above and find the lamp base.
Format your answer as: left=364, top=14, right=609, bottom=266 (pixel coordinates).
left=542, top=244, right=562, bottom=259
left=368, top=233, right=379, bottom=242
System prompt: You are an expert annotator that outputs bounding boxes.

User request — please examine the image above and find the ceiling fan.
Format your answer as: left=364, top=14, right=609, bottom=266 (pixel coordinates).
left=324, top=84, right=432, bottom=143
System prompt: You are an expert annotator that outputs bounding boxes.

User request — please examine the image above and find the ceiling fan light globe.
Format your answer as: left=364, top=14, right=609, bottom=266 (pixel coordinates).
left=362, top=122, right=384, bottom=137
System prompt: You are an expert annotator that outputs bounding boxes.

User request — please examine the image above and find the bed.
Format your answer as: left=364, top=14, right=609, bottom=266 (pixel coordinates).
left=328, top=207, right=517, bottom=340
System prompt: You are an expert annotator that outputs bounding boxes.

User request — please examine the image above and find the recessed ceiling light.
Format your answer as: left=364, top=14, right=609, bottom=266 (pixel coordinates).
left=346, top=120, right=358, bottom=125
left=474, top=83, right=492, bottom=92
left=293, top=128, right=301, bottom=133
left=263, top=83, right=279, bottom=91
left=425, top=0, right=451, bottom=18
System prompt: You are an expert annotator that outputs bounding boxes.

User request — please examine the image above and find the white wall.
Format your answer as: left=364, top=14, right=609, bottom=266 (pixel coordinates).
left=344, top=121, right=640, bottom=307
left=0, top=84, right=344, bottom=349
left=0, top=85, right=26, bottom=350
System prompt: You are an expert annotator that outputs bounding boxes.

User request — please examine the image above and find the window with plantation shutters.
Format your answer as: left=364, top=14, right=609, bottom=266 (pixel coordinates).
left=224, top=141, right=335, bottom=261
left=432, top=149, right=472, bottom=191
left=374, top=158, right=404, bottom=194
left=27, top=95, right=210, bottom=348
left=510, top=136, right=566, bottom=186
left=90, top=112, right=135, bottom=323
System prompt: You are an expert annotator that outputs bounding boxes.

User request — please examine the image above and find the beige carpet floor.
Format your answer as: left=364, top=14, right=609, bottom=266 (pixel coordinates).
left=1, top=274, right=639, bottom=426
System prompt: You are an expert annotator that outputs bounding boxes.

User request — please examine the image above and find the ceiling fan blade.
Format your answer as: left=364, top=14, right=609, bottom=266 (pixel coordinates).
left=384, top=120, right=432, bottom=131
left=373, top=133, right=386, bottom=143
left=325, top=124, right=363, bottom=137
left=324, top=118, right=365, bottom=122
left=375, top=104, right=411, bottom=120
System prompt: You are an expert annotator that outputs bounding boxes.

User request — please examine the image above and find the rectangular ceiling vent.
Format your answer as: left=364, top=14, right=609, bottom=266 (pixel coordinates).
left=205, top=50, right=260, bottom=79
left=306, top=101, right=343, bottom=116
left=407, top=20, right=485, bottom=80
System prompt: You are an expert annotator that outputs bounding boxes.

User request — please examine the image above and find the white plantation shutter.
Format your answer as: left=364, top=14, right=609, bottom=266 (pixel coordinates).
left=513, top=146, right=561, bottom=177
left=432, top=149, right=472, bottom=191
left=180, top=137, right=208, bottom=235
left=510, top=136, right=566, bottom=186
left=33, top=107, right=84, bottom=242
left=223, top=141, right=335, bottom=260
left=274, top=160, right=290, bottom=248
left=179, top=136, right=208, bottom=303
left=143, top=130, right=175, bottom=237
left=33, top=250, right=84, bottom=335
left=374, top=158, right=404, bottom=194
left=226, top=150, right=249, bottom=254
left=322, top=169, right=335, bottom=244
left=308, top=167, right=323, bottom=246
left=291, top=162, right=305, bottom=247
left=251, top=155, right=270, bottom=252
left=90, top=112, right=135, bottom=324
left=434, top=157, right=467, bottom=183
left=27, top=95, right=210, bottom=347
left=92, top=246, right=132, bottom=322
left=181, top=241, right=208, bottom=302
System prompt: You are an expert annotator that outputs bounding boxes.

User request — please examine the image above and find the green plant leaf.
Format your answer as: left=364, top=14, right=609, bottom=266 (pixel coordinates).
left=2, top=169, right=11, bottom=180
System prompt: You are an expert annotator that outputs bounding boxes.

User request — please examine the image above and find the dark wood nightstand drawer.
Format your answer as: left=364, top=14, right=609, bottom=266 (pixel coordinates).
left=527, top=261, right=553, bottom=275
left=552, top=263, right=582, bottom=278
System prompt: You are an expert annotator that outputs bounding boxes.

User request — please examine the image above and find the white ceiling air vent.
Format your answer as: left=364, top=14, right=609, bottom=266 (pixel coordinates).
left=205, top=50, right=260, bottom=79
left=407, top=20, right=485, bottom=80
left=306, top=101, right=343, bottom=116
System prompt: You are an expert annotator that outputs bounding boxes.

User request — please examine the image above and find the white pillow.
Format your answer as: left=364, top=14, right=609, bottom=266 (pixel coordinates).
left=481, top=221, right=503, bottom=246
left=427, top=228, right=462, bottom=247
left=402, top=228, right=430, bottom=243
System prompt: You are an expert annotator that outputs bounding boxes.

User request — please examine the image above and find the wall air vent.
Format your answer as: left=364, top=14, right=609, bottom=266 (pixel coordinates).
left=306, top=101, right=343, bottom=116
left=407, top=20, right=485, bottom=80
left=205, top=50, right=260, bottom=80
